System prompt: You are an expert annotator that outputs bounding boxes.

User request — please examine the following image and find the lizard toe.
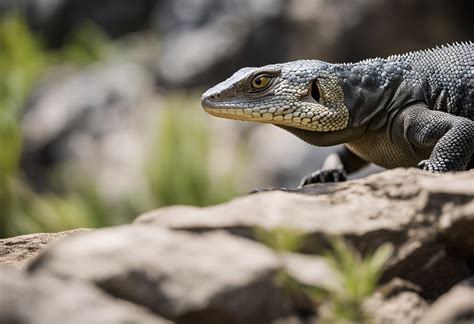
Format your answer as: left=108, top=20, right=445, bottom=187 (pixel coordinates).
left=298, top=168, right=347, bottom=188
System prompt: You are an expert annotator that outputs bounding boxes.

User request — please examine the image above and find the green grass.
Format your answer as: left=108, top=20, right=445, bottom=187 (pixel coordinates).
left=0, top=15, right=239, bottom=237
left=254, top=226, right=308, bottom=252
left=144, top=94, right=238, bottom=207
left=0, top=14, right=107, bottom=237
left=255, top=228, right=393, bottom=323
left=309, top=239, right=393, bottom=323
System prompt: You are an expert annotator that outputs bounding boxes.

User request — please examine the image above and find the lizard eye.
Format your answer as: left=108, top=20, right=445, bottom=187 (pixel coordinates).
left=250, top=74, right=271, bottom=90
left=311, top=80, right=321, bottom=102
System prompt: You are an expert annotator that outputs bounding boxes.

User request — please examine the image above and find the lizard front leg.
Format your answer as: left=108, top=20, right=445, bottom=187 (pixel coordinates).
left=298, top=145, right=369, bottom=186
left=393, top=104, right=474, bottom=172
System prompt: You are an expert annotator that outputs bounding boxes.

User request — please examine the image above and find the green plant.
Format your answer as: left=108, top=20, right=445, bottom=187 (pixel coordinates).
left=254, top=226, right=307, bottom=252
left=0, top=15, right=240, bottom=238
left=255, top=227, right=393, bottom=324
left=0, top=14, right=105, bottom=237
left=307, top=238, right=393, bottom=323
left=144, top=94, right=238, bottom=207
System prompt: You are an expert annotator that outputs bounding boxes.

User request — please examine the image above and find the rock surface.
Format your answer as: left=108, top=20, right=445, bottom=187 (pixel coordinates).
left=420, top=278, right=474, bottom=324
left=0, top=229, right=88, bottom=269
left=364, top=278, right=428, bottom=324
left=0, top=169, right=473, bottom=323
left=0, top=268, right=167, bottom=324
left=135, top=169, right=474, bottom=297
left=29, top=225, right=294, bottom=323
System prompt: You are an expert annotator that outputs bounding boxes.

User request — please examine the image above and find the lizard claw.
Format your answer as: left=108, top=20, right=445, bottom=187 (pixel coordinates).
left=298, top=168, right=347, bottom=188
left=417, top=159, right=442, bottom=172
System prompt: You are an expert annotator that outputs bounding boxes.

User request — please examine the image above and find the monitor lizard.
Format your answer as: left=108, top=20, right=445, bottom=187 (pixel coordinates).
left=201, top=42, right=474, bottom=186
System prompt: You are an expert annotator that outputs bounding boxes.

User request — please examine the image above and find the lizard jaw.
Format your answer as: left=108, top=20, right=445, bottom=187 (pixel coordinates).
left=202, top=100, right=324, bottom=131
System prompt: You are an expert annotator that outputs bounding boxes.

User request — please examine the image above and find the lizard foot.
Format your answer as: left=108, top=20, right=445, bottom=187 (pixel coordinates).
left=249, top=187, right=290, bottom=194
left=417, top=160, right=443, bottom=172
left=298, top=168, right=347, bottom=188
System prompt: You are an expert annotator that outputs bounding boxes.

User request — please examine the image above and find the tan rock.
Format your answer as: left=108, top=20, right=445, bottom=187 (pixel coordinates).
left=0, top=229, right=89, bottom=269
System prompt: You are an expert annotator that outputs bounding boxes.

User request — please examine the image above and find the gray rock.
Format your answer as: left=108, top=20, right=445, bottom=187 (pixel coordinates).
left=21, top=62, right=156, bottom=201
left=0, top=229, right=89, bottom=269
left=0, top=268, right=168, bottom=324
left=155, top=0, right=474, bottom=88
left=135, top=169, right=474, bottom=297
left=420, top=278, right=474, bottom=324
left=25, top=0, right=160, bottom=47
left=154, top=0, right=288, bottom=87
left=29, top=225, right=294, bottom=323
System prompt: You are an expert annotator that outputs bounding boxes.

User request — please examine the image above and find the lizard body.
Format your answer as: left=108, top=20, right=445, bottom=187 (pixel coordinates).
left=201, top=43, right=474, bottom=184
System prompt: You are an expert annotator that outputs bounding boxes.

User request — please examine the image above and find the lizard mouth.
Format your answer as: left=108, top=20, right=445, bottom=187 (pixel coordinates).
left=202, top=101, right=321, bottom=130
left=200, top=94, right=340, bottom=131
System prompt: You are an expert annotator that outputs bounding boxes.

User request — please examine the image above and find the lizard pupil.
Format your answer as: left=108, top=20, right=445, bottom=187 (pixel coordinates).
left=311, top=80, right=321, bottom=102
left=255, top=78, right=262, bottom=85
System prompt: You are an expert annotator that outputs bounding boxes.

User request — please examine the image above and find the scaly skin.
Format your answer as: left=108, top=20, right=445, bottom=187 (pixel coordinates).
left=201, top=42, right=474, bottom=185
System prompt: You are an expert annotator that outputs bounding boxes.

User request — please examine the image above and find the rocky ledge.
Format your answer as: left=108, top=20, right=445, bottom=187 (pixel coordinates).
left=0, top=169, right=473, bottom=323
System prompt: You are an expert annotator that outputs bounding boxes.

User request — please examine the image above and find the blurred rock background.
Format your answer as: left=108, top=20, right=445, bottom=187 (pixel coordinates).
left=0, top=0, right=473, bottom=237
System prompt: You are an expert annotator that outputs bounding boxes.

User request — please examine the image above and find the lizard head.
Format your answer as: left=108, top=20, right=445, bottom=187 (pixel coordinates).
left=201, top=61, right=349, bottom=132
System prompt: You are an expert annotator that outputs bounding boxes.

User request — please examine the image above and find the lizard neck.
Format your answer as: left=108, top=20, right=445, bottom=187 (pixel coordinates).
left=330, top=60, right=424, bottom=132
left=277, top=124, right=367, bottom=147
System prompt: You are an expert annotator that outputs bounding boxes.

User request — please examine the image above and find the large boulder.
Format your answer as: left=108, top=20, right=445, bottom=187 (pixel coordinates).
left=0, top=169, right=472, bottom=323
left=21, top=62, right=156, bottom=201
left=0, top=268, right=168, bottom=324
left=135, top=169, right=474, bottom=297
left=28, top=225, right=295, bottom=323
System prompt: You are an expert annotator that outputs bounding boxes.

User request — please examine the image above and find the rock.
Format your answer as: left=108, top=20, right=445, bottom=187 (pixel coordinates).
left=154, top=0, right=288, bottom=88
left=4, top=0, right=474, bottom=88
left=364, top=278, right=428, bottom=324
left=0, top=229, right=88, bottom=269
left=154, top=0, right=474, bottom=88
left=25, top=0, right=160, bottom=47
left=420, top=278, right=474, bottom=324
left=0, top=268, right=168, bottom=324
left=1, top=169, right=473, bottom=323
left=365, top=290, right=427, bottom=324
left=282, top=253, right=337, bottom=290
left=135, top=169, right=474, bottom=297
left=28, top=225, right=294, bottom=323
left=21, top=62, right=156, bottom=201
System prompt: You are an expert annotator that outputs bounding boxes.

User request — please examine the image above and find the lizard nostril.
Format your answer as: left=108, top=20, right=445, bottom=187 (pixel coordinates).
left=210, top=95, right=215, bottom=100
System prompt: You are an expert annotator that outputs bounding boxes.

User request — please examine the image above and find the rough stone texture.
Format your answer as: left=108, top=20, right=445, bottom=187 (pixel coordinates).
left=135, top=169, right=474, bottom=298
left=0, top=229, right=88, bottom=269
left=0, top=169, right=473, bottom=323
left=364, top=278, right=428, bottom=324
left=0, top=268, right=168, bottom=324
left=28, top=225, right=294, bottom=323
left=420, top=278, right=474, bottom=324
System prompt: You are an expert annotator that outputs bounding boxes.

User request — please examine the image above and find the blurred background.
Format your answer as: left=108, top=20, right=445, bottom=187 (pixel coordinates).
left=0, top=0, right=472, bottom=238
